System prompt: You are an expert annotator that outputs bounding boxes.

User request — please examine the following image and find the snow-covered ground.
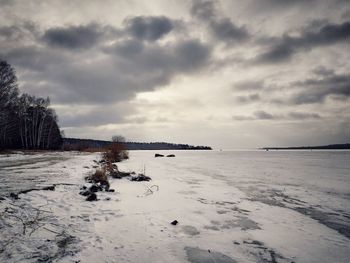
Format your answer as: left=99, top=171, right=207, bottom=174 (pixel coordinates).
left=1, top=150, right=350, bottom=263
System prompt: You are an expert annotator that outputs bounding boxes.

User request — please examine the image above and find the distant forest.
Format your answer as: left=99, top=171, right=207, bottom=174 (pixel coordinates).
left=63, top=138, right=212, bottom=151
left=0, top=60, right=62, bottom=150
left=262, top=143, right=350, bottom=150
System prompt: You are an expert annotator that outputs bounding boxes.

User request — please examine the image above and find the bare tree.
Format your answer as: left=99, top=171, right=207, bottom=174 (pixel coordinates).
left=0, top=60, right=19, bottom=148
left=0, top=60, right=63, bottom=150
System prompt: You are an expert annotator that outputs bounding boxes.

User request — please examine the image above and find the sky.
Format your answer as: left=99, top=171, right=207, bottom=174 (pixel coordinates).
left=0, top=0, right=349, bottom=149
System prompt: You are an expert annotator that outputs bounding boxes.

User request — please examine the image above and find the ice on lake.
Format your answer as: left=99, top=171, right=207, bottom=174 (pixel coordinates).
left=0, top=150, right=349, bottom=262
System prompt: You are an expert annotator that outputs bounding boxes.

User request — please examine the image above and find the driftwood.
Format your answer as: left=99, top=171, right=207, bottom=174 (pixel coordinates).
left=9, top=183, right=79, bottom=198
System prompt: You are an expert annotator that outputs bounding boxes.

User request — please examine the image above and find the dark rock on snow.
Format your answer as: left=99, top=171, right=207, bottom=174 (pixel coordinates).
left=86, top=193, right=97, bottom=201
left=130, top=174, right=151, bottom=182
left=171, top=220, right=179, bottom=225
left=90, top=185, right=102, bottom=193
left=42, top=185, right=55, bottom=191
left=79, top=190, right=91, bottom=196
left=110, top=170, right=131, bottom=179
left=167, top=154, right=175, bottom=157
left=155, top=154, right=164, bottom=157
left=10, top=192, right=19, bottom=199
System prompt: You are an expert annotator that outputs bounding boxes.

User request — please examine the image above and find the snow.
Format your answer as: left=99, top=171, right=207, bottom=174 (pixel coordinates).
left=1, top=150, right=350, bottom=262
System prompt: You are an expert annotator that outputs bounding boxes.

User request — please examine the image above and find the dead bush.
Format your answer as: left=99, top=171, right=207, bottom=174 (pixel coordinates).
left=103, top=142, right=129, bottom=163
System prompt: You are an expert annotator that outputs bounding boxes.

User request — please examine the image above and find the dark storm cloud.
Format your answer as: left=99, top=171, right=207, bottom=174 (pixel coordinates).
left=0, top=13, right=211, bottom=105
left=256, top=21, right=350, bottom=63
left=10, top=37, right=211, bottom=104
left=105, top=38, right=211, bottom=77
left=42, top=23, right=106, bottom=49
left=124, top=16, right=174, bottom=41
left=191, top=0, right=249, bottom=44
left=290, top=73, right=350, bottom=104
left=0, top=46, right=66, bottom=71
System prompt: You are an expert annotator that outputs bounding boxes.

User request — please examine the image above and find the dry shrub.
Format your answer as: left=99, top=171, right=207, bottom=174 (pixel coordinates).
left=103, top=142, right=129, bottom=163
left=90, top=169, right=108, bottom=184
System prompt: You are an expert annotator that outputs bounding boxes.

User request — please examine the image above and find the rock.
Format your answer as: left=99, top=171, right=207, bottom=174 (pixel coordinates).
left=80, top=186, right=87, bottom=190
left=42, top=185, right=55, bottom=191
left=89, top=184, right=102, bottom=192
left=130, top=174, right=151, bottom=182
left=100, top=181, right=110, bottom=191
left=10, top=192, right=19, bottom=199
left=86, top=193, right=97, bottom=201
left=167, top=154, right=175, bottom=157
left=171, top=220, right=178, bottom=225
left=105, top=197, right=111, bottom=201
left=110, top=170, right=131, bottom=179
left=107, top=189, right=115, bottom=192
left=79, top=190, right=91, bottom=196
left=155, top=153, right=164, bottom=157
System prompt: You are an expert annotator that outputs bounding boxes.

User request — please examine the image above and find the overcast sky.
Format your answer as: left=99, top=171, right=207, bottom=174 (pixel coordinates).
left=1, top=0, right=349, bottom=148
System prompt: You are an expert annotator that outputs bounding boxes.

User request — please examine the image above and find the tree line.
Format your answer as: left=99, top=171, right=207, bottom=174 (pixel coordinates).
left=63, top=138, right=212, bottom=151
left=0, top=60, right=62, bottom=150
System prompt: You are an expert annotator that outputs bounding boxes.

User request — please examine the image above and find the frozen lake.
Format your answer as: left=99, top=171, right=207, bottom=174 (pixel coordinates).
left=0, top=150, right=350, bottom=262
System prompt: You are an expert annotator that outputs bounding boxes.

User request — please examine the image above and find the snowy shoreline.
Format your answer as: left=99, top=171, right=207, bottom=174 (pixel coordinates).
left=1, top=150, right=350, bottom=262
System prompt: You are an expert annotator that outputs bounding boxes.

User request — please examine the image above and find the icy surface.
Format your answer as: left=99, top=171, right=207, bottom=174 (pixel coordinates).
left=0, top=150, right=350, bottom=262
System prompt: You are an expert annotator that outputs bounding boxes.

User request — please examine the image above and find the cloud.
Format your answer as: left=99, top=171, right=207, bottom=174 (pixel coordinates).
left=290, top=73, right=350, bottom=104
left=255, top=21, right=350, bottom=63
left=190, top=0, right=249, bottom=44
left=190, top=0, right=217, bottom=20
left=233, top=111, right=321, bottom=121
left=233, top=80, right=265, bottom=91
left=42, top=23, right=107, bottom=49
left=124, top=16, right=174, bottom=41
left=6, top=37, right=211, bottom=104
left=210, top=18, right=249, bottom=43
left=254, top=110, right=275, bottom=120
left=287, top=112, right=321, bottom=120
left=56, top=101, right=144, bottom=127
left=236, top=93, right=260, bottom=103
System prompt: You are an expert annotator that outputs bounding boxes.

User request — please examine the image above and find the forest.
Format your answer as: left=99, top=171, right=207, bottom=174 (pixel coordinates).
left=0, top=60, right=62, bottom=150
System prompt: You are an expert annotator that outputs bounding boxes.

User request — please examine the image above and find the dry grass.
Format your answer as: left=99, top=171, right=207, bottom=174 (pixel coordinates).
left=90, top=169, right=108, bottom=184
